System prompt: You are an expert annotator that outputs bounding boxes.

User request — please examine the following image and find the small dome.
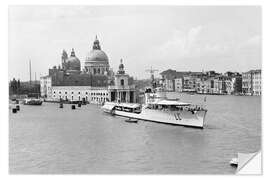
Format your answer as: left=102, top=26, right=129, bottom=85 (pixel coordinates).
left=119, top=63, right=124, bottom=69
left=117, top=59, right=125, bottom=74
left=66, top=48, right=81, bottom=71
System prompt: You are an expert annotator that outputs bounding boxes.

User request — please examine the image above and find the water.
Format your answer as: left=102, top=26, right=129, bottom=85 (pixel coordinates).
left=9, top=93, right=261, bottom=174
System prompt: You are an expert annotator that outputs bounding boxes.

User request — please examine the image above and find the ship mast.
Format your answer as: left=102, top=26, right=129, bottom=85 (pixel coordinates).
left=35, top=72, right=37, bottom=84
left=29, top=59, right=32, bottom=85
left=145, top=66, right=159, bottom=89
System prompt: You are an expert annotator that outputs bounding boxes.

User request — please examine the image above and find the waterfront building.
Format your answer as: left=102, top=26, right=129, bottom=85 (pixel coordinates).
left=205, top=78, right=215, bottom=94
left=231, top=75, right=242, bottom=94
left=213, top=78, right=219, bottom=94
left=242, top=72, right=252, bottom=95
left=210, top=76, right=224, bottom=94
left=224, top=79, right=233, bottom=94
left=195, top=78, right=209, bottom=94
left=252, top=70, right=261, bottom=96
left=174, top=78, right=183, bottom=92
left=40, top=75, right=52, bottom=98
left=164, top=78, right=175, bottom=91
left=183, top=76, right=196, bottom=92
left=108, top=59, right=136, bottom=103
left=160, top=69, right=177, bottom=91
left=242, top=69, right=261, bottom=96
left=40, top=36, right=136, bottom=103
left=51, top=86, right=109, bottom=102
left=223, top=72, right=242, bottom=95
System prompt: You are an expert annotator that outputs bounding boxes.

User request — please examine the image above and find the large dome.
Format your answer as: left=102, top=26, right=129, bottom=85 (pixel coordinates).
left=85, top=49, right=109, bottom=63
left=85, top=36, right=109, bottom=66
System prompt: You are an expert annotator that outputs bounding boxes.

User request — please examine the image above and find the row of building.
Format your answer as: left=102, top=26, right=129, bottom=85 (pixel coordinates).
left=40, top=36, right=137, bottom=104
left=160, top=69, right=261, bottom=96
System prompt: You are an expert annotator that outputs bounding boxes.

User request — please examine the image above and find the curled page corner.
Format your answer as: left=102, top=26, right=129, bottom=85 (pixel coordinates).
left=236, top=151, right=262, bottom=175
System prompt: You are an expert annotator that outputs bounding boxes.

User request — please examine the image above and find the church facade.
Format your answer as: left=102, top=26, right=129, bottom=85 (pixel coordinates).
left=40, top=36, right=136, bottom=104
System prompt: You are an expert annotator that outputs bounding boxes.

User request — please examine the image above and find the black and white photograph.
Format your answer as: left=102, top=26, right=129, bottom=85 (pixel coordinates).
left=6, top=4, right=263, bottom=175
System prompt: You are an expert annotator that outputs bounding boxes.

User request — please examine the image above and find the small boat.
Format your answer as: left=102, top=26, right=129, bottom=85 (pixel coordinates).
left=125, top=118, right=138, bottom=123
left=230, top=158, right=238, bottom=166
left=23, top=98, right=43, bottom=105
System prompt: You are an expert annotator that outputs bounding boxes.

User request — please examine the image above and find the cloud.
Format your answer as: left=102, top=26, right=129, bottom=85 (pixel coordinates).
left=239, top=35, right=261, bottom=48
left=187, top=25, right=203, bottom=46
left=148, top=25, right=229, bottom=60
left=154, top=26, right=203, bottom=58
left=148, top=25, right=261, bottom=62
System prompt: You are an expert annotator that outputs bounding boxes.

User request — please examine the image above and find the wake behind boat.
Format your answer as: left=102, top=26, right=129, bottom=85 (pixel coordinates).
left=102, top=88, right=207, bottom=128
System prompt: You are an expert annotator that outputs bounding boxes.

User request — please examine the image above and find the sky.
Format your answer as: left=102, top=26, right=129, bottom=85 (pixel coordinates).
left=8, top=6, right=261, bottom=81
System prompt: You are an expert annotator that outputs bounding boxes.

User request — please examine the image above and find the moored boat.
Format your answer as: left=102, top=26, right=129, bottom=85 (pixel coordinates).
left=23, top=98, right=43, bottom=105
left=230, top=158, right=238, bottom=166
left=125, top=118, right=138, bottom=123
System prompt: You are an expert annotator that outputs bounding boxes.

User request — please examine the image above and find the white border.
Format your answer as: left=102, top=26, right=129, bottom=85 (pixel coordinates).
left=1, top=0, right=269, bottom=180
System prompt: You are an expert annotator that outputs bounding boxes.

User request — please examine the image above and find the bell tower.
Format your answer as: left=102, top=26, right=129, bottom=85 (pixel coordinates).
left=117, top=59, right=125, bottom=74
left=61, top=49, right=68, bottom=70
left=108, top=59, right=136, bottom=103
left=115, top=59, right=129, bottom=88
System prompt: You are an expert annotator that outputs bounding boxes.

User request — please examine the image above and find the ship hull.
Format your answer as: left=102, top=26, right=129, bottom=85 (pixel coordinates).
left=103, top=105, right=206, bottom=128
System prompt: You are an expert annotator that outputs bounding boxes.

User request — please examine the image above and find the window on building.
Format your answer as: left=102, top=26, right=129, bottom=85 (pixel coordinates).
left=71, top=92, right=73, bottom=94
left=65, top=92, right=67, bottom=94
left=121, top=79, right=124, bottom=86
left=78, top=92, right=80, bottom=94
left=86, top=92, right=88, bottom=95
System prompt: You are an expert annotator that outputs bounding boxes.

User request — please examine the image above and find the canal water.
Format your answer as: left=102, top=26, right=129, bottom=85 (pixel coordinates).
left=9, top=93, right=261, bottom=174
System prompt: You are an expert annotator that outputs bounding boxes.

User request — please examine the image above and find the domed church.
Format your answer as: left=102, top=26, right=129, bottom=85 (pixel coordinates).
left=40, top=36, right=136, bottom=104
left=84, top=36, right=110, bottom=75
